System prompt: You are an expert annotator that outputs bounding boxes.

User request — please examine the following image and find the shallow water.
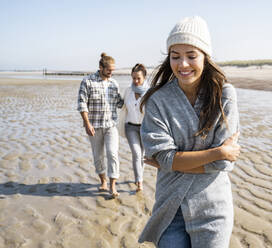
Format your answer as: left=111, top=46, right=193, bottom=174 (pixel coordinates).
left=237, top=88, right=272, bottom=149
left=0, top=72, right=133, bottom=83
left=0, top=73, right=82, bottom=81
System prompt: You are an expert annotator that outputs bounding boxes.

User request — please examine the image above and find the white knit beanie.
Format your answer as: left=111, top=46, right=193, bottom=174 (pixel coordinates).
left=166, top=16, right=212, bottom=56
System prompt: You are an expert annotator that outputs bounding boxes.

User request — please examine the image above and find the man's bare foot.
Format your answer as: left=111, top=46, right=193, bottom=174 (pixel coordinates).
left=98, top=174, right=108, bottom=191
left=109, top=178, right=119, bottom=197
left=99, top=183, right=108, bottom=192
left=109, top=185, right=119, bottom=197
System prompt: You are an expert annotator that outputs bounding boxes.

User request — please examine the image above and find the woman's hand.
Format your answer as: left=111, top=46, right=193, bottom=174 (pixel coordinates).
left=220, top=132, right=240, bottom=162
left=145, top=132, right=241, bottom=173
left=144, top=157, right=160, bottom=168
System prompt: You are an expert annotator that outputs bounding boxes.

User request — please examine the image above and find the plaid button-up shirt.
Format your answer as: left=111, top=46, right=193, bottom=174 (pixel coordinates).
left=77, top=71, right=123, bottom=128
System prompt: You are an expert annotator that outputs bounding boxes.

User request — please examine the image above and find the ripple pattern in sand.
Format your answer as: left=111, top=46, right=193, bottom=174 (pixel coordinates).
left=0, top=83, right=155, bottom=248
left=0, top=83, right=271, bottom=247
left=229, top=89, right=272, bottom=248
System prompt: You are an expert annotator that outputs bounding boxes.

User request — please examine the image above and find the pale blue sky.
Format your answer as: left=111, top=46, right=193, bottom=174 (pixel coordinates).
left=0, top=0, right=271, bottom=71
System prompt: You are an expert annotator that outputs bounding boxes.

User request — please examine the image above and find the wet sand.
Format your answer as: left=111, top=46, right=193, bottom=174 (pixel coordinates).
left=0, top=69, right=271, bottom=247
left=223, top=65, right=272, bottom=91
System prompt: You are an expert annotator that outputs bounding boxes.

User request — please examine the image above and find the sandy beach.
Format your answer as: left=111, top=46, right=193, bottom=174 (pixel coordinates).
left=0, top=67, right=271, bottom=248
left=223, top=65, right=272, bottom=91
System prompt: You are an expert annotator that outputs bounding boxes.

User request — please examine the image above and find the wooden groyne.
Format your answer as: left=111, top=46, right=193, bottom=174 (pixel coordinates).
left=42, top=67, right=155, bottom=76
left=43, top=69, right=90, bottom=76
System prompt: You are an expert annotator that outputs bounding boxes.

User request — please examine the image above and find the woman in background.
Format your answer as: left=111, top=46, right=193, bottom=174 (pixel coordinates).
left=139, top=16, right=240, bottom=247
left=123, top=63, right=149, bottom=192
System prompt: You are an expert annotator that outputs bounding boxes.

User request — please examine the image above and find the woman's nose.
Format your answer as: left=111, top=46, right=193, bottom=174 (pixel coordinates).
left=179, top=58, right=189, bottom=67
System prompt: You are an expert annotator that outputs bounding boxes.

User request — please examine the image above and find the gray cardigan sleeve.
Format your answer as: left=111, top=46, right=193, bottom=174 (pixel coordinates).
left=204, top=84, right=240, bottom=173
left=140, top=99, right=177, bottom=172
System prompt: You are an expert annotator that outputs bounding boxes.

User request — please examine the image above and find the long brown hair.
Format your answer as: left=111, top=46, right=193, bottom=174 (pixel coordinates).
left=140, top=54, right=228, bottom=138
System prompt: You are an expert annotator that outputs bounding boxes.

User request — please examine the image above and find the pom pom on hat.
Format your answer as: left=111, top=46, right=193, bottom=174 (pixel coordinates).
left=166, top=16, right=212, bottom=56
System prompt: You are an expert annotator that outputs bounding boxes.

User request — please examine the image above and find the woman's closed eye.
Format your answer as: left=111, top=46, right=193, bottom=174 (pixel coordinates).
left=188, top=56, right=197, bottom=60
left=171, top=56, right=180, bottom=60
left=171, top=55, right=197, bottom=60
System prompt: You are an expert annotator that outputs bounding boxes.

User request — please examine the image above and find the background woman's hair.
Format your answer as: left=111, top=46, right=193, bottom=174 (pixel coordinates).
left=131, top=63, right=147, bottom=77
left=99, top=53, right=115, bottom=68
left=140, top=55, right=228, bottom=138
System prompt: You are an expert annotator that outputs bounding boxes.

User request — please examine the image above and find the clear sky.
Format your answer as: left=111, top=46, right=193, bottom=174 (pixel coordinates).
left=0, top=0, right=271, bottom=71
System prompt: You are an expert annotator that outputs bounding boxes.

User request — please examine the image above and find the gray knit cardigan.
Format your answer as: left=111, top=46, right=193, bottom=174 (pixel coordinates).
left=139, top=79, right=239, bottom=247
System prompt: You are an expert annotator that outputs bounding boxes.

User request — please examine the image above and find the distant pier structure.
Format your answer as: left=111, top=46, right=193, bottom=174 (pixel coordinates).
left=42, top=69, right=90, bottom=76
left=42, top=68, right=47, bottom=75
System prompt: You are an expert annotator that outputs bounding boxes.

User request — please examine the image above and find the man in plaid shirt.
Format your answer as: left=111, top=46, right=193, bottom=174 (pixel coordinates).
left=77, top=53, right=123, bottom=197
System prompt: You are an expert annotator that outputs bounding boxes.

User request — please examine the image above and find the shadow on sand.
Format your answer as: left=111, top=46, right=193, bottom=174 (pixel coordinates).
left=0, top=181, right=134, bottom=200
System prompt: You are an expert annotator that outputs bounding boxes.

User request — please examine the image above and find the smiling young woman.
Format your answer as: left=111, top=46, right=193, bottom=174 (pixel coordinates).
left=139, top=16, right=240, bottom=248
left=122, top=63, right=149, bottom=192
left=169, top=44, right=205, bottom=104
